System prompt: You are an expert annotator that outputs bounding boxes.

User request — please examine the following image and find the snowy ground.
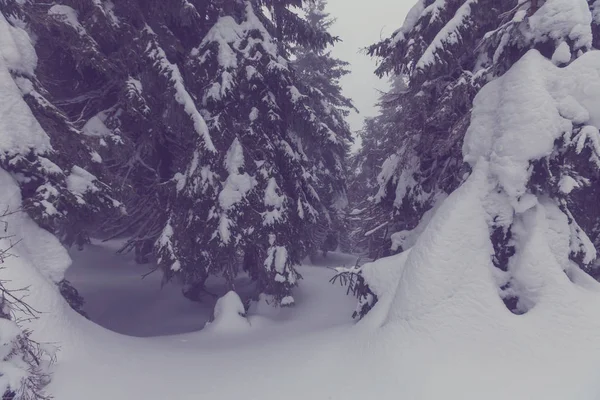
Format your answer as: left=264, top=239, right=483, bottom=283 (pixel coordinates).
left=66, top=240, right=359, bottom=337
left=3, top=167, right=600, bottom=399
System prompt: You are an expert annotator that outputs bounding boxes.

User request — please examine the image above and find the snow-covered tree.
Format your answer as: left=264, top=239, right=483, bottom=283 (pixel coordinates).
left=292, top=0, right=355, bottom=255
left=0, top=3, right=119, bottom=248
left=347, top=77, right=410, bottom=258
left=357, top=0, right=600, bottom=262
left=0, top=3, right=120, bottom=316
left=2, top=0, right=354, bottom=305
left=155, top=0, right=352, bottom=305
left=349, top=0, right=600, bottom=316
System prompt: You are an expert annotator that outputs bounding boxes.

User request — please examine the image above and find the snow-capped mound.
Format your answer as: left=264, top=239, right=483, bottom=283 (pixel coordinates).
left=464, top=49, right=600, bottom=198
left=204, top=291, right=250, bottom=333
left=386, top=162, right=504, bottom=323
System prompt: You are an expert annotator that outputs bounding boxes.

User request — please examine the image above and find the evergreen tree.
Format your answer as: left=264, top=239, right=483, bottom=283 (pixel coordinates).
left=2, top=0, right=351, bottom=306
left=357, top=0, right=600, bottom=259
left=0, top=2, right=119, bottom=248
left=157, top=0, right=352, bottom=305
left=348, top=77, right=410, bottom=258
left=1, top=2, right=119, bottom=315
left=347, top=0, right=600, bottom=317
left=292, top=0, right=355, bottom=255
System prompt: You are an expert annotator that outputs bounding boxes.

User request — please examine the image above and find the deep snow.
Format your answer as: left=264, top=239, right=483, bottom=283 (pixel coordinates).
left=48, top=170, right=600, bottom=400
left=66, top=240, right=358, bottom=337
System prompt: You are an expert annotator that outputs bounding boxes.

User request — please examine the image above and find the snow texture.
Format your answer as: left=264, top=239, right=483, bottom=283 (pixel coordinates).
left=465, top=50, right=600, bottom=198
left=82, top=112, right=112, bottom=137
left=0, top=14, right=51, bottom=156
left=527, top=0, right=593, bottom=51
left=48, top=5, right=86, bottom=35
left=218, top=140, right=255, bottom=219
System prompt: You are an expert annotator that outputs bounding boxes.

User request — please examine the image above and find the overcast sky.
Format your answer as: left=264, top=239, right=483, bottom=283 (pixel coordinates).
left=324, top=0, right=414, bottom=139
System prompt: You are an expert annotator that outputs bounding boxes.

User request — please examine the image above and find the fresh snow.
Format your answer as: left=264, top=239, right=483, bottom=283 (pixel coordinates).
left=465, top=49, right=600, bottom=198
left=82, top=111, right=112, bottom=137
left=4, top=4, right=600, bottom=399
left=66, top=166, right=100, bottom=196
left=203, top=291, right=250, bottom=333
left=48, top=5, right=86, bottom=36
left=528, top=0, right=593, bottom=50
left=551, top=41, right=571, bottom=65
left=2, top=160, right=600, bottom=400
left=0, top=13, right=52, bottom=156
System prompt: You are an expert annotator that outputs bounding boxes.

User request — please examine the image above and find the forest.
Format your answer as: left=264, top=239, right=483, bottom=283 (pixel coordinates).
left=1, top=0, right=600, bottom=399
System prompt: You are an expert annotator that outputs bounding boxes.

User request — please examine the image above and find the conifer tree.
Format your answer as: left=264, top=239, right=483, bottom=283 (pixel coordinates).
left=0, top=2, right=119, bottom=248
left=358, top=0, right=600, bottom=260
left=156, top=0, right=351, bottom=305
left=3, top=0, right=354, bottom=306
left=348, top=0, right=600, bottom=316
left=292, top=0, right=355, bottom=255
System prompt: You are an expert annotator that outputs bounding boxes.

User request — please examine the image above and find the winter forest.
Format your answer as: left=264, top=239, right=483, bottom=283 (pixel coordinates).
left=1, top=0, right=600, bottom=398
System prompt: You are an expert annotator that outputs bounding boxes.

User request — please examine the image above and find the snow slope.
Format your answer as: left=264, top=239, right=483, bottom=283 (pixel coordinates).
left=50, top=162, right=600, bottom=400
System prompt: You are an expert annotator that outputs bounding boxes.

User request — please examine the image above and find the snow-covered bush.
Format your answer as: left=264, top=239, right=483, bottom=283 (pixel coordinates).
left=462, top=49, right=600, bottom=312
left=330, top=259, right=378, bottom=319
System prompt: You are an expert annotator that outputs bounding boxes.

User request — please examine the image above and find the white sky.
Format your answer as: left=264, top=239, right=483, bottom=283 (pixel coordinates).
left=325, top=0, right=414, bottom=137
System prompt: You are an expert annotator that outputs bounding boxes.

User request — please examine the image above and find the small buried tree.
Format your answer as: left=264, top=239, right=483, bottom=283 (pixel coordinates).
left=0, top=211, right=55, bottom=400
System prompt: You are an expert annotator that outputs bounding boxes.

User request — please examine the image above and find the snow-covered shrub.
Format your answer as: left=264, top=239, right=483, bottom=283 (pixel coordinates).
left=330, top=259, right=378, bottom=319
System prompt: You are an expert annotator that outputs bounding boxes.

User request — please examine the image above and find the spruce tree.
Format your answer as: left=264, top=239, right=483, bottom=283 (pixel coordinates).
left=358, top=0, right=600, bottom=259
left=3, top=0, right=353, bottom=306
left=292, top=0, right=355, bottom=255
left=0, top=2, right=119, bottom=248
left=350, top=0, right=600, bottom=316
left=156, top=0, right=351, bottom=305
left=1, top=2, right=120, bottom=314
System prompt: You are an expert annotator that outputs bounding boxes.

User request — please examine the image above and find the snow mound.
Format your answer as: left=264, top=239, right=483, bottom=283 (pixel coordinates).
left=0, top=169, right=90, bottom=348
left=386, top=162, right=501, bottom=323
left=464, top=49, right=600, bottom=197
left=528, top=0, right=593, bottom=50
left=204, top=291, right=250, bottom=333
